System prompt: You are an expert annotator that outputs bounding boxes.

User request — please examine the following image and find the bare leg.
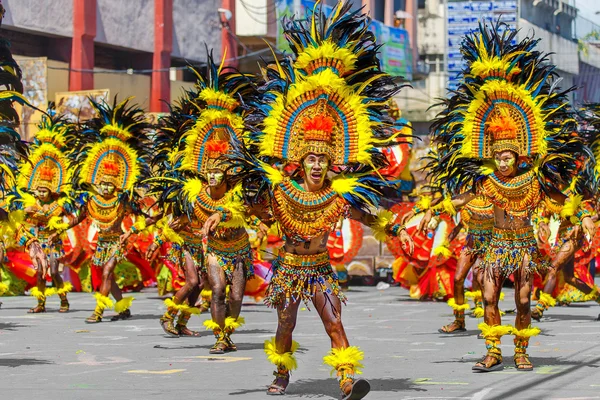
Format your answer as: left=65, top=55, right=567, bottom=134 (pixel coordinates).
left=473, top=268, right=504, bottom=369
left=207, top=254, right=227, bottom=330
left=174, top=252, right=200, bottom=336
left=50, top=259, right=69, bottom=312
left=513, top=260, right=535, bottom=370
left=227, top=262, right=246, bottom=321
left=267, top=300, right=301, bottom=394
left=29, top=258, right=48, bottom=313
left=440, top=251, right=477, bottom=332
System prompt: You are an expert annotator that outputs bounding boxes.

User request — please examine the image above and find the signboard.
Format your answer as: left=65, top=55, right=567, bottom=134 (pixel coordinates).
left=446, top=0, right=518, bottom=91
left=276, top=0, right=412, bottom=79
left=15, top=56, right=48, bottom=140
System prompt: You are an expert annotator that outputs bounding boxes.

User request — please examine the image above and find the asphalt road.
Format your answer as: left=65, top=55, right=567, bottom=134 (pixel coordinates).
left=1, top=284, right=600, bottom=400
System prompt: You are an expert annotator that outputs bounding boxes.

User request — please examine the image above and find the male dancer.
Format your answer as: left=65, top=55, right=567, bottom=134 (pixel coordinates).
left=205, top=3, right=414, bottom=398
left=419, top=22, right=595, bottom=372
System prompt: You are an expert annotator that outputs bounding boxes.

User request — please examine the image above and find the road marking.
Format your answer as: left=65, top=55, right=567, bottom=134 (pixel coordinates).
left=66, top=353, right=132, bottom=366
left=413, top=378, right=469, bottom=385
left=471, top=388, right=493, bottom=400
left=127, top=369, right=186, bottom=374
left=193, top=356, right=252, bottom=363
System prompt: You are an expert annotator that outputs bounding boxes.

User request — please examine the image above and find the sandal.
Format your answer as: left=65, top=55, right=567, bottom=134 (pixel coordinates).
left=209, top=340, right=228, bottom=354
left=472, top=354, right=504, bottom=372
left=438, top=320, right=466, bottom=334
left=160, top=318, right=180, bottom=337
left=531, top=308, right=543, bottom=322
left=341, top=378, right=371, bottom=400
left=28, top=305, right=46, bottom=313
left=176, top=324, right=200, bottom=337
left=514, top=353, right=534, bottom=371
left=110, top=309, right=132, bottom=321
left=59, top=300, right=70, bottom=313
left=267, top=370, right=290, bottom=396
left=224, top=335, right=237, bottom=352
left=85, top=313, right=102, bottom=323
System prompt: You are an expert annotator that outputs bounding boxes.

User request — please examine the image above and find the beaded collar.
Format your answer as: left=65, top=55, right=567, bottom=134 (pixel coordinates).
left=272, top=177, right=348, bottom=242
left=88, top=195, right=124, bottom=231
left=479, top=169, right=541, bottom=215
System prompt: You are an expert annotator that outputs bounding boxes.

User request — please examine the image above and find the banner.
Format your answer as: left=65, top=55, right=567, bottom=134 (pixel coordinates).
left=15, top=56, right=48, bottom=140
left=446, top=0, right=518, bottom=91
left=276, top=0, right=412, bottom=79
left=55, top=89, right=110, bottom=123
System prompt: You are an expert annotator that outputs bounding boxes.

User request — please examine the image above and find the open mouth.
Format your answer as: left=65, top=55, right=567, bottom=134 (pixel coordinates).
left=310, top=172, right=322, bottom=180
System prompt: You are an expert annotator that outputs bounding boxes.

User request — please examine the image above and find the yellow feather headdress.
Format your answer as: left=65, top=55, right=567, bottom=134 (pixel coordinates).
left=253, top=0, right=405, bottom=167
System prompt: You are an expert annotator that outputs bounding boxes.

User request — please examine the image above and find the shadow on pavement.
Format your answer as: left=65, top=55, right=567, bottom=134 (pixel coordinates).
left=542, top=313, right=599, bottom=322
left=0, top=322, right=29, bottom=330
left=0, top=358, right=54, bottom=367
left=229, top=377, right=427, bottom=397
left=154, top=342, right=265, bottom=351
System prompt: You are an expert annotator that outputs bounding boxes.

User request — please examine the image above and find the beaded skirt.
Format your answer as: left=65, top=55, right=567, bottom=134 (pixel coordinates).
left=479, top=226, right=550, bottom=278
left=205, top=233, right=253, bottom=284
left=264, top=251, right=346, bottom=309
left=91, top=233, right=124, bottom=268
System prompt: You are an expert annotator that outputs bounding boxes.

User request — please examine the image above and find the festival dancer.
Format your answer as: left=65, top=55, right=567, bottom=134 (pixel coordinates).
left=148, top=57, right=256, bottom=345
left=12, top=113, right=75, bottom=313
left=438, top=196, right=493, bottom=332
left=419, top=22, right=595, bottom=372
left=62, top=97, right=152, bottom=323
left=204, top=3, right=414, bottom=398
left=0, top=2, right=46, bottom=297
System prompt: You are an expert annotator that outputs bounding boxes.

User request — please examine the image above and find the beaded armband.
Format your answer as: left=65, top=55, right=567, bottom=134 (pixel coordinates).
left=431, top=197, right=457, bottom=217
left=215, top=207, right=232, bottom=223
left=385, top=223, right=406, bottom=237
left=247, top=215, right=262, bottom=228
left=17, top=225, right=36, bottom=248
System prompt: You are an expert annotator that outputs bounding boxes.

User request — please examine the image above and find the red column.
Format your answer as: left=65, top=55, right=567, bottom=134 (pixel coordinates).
left=151, top=0, right=173, bottom=113
left=69, top=0, right=96, bottom=91
left=221, top=0, right=238, bottom=68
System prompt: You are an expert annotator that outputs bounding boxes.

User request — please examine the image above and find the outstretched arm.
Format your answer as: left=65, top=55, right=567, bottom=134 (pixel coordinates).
left=419, top=190, right=477, bottom=232
left=348, top=207, right=414, bottom=255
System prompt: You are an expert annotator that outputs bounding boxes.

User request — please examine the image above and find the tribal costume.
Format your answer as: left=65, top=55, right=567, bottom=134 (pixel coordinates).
left=149, top=54, right=255, bottom=345
left=226, top=2, right=412, bottom=397
left=0, top=3, right=38, bottom=299
left=67, top=97, right=152, bottom=323
left=422, top=21, right=593, bottom=372
left=439, top=195, right=493, bottom=333
left=12, top=113, right=75, bottom=313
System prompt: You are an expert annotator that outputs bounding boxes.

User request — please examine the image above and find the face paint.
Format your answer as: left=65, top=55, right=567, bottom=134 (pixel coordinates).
left=99, top=182, right=116, bottom=197
left=302, top=153, right=329, bottom=188
left=494, top=151, right=516, bottom=177
left=35, top=187, right=51, bottom=202
left=207, top=170, right=225, bottom=187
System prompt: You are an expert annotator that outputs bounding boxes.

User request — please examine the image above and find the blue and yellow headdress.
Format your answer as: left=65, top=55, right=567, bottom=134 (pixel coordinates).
left=17, top=113, right=71, bottom=194
left=252, top=0, right=403, bottom=168
left=70, top=97, right=151, bottom=194
left=428, top=21, right=581, bottom=192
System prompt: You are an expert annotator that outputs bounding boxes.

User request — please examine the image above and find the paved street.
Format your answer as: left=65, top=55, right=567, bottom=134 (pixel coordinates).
left=1, top=284, right=600, bottom=400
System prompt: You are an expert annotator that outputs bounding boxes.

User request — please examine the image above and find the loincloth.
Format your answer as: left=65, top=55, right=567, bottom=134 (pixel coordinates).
left=478, top=226, right=550, bottom=278
left=205, top=233, right=253, bottom=284
left=91, top=234, right=124, bottom=268
left=264, top=251, right=346, bottom=309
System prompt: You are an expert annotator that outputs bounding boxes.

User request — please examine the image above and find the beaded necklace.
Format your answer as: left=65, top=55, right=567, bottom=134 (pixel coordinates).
left=272, top=177, right=347, bottom=241
left=88, top=195, right=124, bottom=232
left=30, top=200, right=62, bottom=224
left=480, top=170, right=541, bottom=216
left=192, top=184, right=231, bottom=225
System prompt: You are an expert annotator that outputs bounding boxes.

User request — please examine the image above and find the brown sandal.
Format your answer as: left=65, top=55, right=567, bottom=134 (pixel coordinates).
left=341, top=378, right=371, bottom=400
left=160, top=318, right=179, bottom=337
left=267, top=370, right=290, bottom=396
left=176, top=324, right=200, bottom=337
left=28, top=305, right=46, bottom=313
left=472, top=353, right=504, bottom=372
left=438, top=320, right=466, bottom=334
left=85, top=313, right=102, bottom=323
left=514, top=353, right=534, bottom=371
left=209, top=340, right=228, bottom=354
left=59, top=300, right=70, bottom=313
left=110, top=309, right=132, bottom=321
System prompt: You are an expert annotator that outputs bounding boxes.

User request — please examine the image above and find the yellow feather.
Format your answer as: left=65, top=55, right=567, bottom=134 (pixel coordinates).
left=264, top=337, right=299, bottom=371
left=477, top=322, right=513, bottom=338
left=560, top=194, right=582, bottom=221
left=203, top=319, right=221, bottom=331
left=512, top=326, right=541, bottom=338
left=48, top=216, right=69, bottom=232
left=94, top=293, right=114, bottom=310
left=472, top=307, right=484, bottom=318
left=447, top=298, right=471, bottom=311
left=224, top=316, right=245, bottom=331
left=56, top=282, right=73, bottom=295
left=323, top=346, right=364, bottom=376
left=433, top=241, right=452, bottom=258
left=30, top=287, right=45, bottom=300
left=0, top=282, right=8, bottom=295
left=538, top=292, right=556, bottom=307
left=114, top=297, right=134, bottom=313
left=415, top=195, right=433, bottom=211
left=464, top=290, right=481, bottom=299
left=370, top=209, right=394, bottom=242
